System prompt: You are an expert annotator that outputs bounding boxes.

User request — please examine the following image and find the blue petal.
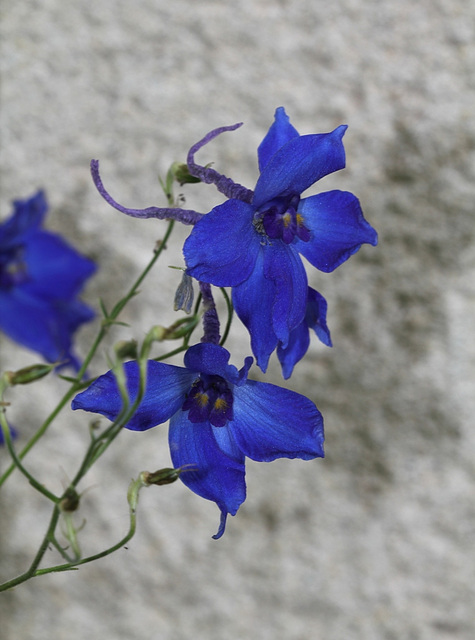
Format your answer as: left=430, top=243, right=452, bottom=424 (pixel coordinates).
left=253, top=125, right=348, bottom=209
left=184, top=342, right=243, bottom=385
left=258, top=107, right=300, bottom=172
left=169, top=411, right=246, bottom=537
left=232, top=380, right=324, bottom=461
left=22, top=231, right=96, bottom=300
left=306, top=287, right=332, bottom=347
left=72, top=361, right=195, bottom=431
left=263, top=242, right=307, bottom=347
left=296, top=190, right=378, bottom=272
left=0, top=191, right=47, bottom=250
left=0, top=289, right=85, bottom=363
left=183, top=342, right=253, bottom=387
left=277, top=320, right=310, bottom=380
left=277, top=287, right=332, bottom=379
left=184, top=199, right=260, bottom=287
left=184, top=343, right=232, bottom=375
left=232, top=248, right=278, bottom=372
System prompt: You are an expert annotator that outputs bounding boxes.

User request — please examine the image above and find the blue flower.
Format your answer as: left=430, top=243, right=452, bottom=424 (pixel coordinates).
left=0, top=191, right=96, bottom=368
left=72, top=342, right=324, bottom=538
left=184, top=107, right=378, bottom=372
left=277, top=287, right=332, bottom=379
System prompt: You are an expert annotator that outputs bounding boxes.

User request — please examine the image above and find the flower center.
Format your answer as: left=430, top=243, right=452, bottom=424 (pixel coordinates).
left=0, top=246, right=29, bottom=289
left=254, top=195, right=310, bottom=244
left=183, top=374, right=233, bottom=428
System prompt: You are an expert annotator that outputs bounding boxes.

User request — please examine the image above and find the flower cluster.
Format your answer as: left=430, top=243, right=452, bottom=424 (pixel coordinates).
left=74, top=108, right=377, bottom=537
left=0, top=191, right=96, bottom=369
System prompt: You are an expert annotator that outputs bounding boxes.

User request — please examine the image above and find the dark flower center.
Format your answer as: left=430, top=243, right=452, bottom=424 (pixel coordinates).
left=254, top=195, right=310, bottom=244
left=183, top=374, right=233, bottom=428
left=0, top=246, right=29, bottom=289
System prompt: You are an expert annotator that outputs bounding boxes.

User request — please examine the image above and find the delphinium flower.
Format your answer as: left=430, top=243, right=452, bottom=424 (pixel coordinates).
left=72, top=340, right=324, bottom=538
left=0, top=191, right=96, bottom=369
left=183, top=107, right=378, bottom=372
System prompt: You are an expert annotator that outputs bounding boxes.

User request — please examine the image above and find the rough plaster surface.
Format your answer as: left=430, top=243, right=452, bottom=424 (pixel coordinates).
left=1, top=0, right=474, bottom=638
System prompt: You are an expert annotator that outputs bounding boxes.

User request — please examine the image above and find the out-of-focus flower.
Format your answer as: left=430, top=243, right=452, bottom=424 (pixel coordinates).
left=72, top=342, right=324, bottom=538
left=0, top=191, right=96, bottom=368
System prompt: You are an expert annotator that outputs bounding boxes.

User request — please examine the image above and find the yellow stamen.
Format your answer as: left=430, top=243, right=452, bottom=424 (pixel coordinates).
left=214, top=397, right=228, bottom=412
left=196, top=392, right=209, bottom=407
left=296, top=213, right=304, bottom=226
left=283, top=212, right=292, bottom=227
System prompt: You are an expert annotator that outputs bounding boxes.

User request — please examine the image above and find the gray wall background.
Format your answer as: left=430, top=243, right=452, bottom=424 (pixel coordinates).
left=1, top=0, right=474, bottom=638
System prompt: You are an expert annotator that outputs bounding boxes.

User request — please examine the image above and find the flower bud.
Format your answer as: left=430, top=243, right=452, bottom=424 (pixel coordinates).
left=140, top=466, right=193, bottom=486
left=3, top=363, right=55, bottom=386
left=148, top=325, right=167, bottom=341
left=170, top=162, right=201, bottom=186
left=114, top=339, right=138, bottom=360
left=60, top=486, right=80, bottom=512
left=174, top=272, right=194, bottom=314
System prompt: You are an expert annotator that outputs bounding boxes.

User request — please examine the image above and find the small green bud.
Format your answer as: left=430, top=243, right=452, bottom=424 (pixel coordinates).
left=3, top=363, right=55, bottom=386
left=140, top=468, right=182, bottom=486
left=60, top=487, right=80, bottom=512
left=114, top=339, right=138, bottom=360
left=148, top=325, right=167, bottom=341
left=171, top=162, right=201, bottom=185
left=140, top=465, right=195, bottom=486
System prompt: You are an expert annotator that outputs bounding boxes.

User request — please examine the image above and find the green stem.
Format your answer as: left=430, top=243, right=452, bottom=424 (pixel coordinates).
left=0, top=475, right=141, bottom=591
left=219, top=287, right=233, bottom=347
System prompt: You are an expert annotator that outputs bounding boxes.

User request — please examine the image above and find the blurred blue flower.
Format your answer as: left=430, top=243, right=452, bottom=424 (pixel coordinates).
left=0, top=191, right=96, bottom=369
left=72, top=342, right=324, bottom=538
left=0, top=423, right=17, bottom=447
left=184, top=107, right=378, bottom=372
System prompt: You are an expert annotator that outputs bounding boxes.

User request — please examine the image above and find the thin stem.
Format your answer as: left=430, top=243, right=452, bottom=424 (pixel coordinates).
left=0, top=417, right=58, bottom=502
left=219, top=287, right=234, bottom=347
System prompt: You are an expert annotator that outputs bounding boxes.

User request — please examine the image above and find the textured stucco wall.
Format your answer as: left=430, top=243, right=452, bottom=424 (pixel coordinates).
left=1, top=1, right=474, bottom=639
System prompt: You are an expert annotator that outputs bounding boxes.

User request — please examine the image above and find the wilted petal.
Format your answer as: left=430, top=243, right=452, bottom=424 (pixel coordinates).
left=72, top=361, right=195, bottom=431
left=297, top=190, right=378, bottom=272
left=253, top=125, right=348, bottom=208
left=232, top=380, right=324, bottom=462
left=184, top=199, right=260, bottom=287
